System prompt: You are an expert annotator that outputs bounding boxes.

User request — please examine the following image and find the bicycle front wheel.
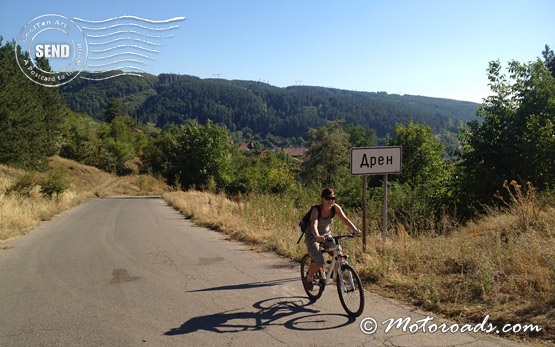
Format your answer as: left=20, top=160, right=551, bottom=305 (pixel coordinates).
left=336, top=263, right=365, bottom=317
left=300, top=254, right=324, bottom=301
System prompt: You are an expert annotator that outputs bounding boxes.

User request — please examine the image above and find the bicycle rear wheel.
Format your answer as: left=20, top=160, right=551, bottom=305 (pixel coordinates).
left=336, top=263, right=364, bottom=317
left=300, top=254, right=324, bottom=301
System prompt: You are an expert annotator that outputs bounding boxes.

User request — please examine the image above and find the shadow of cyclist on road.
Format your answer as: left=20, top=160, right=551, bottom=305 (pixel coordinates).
left=164, top=296, right=325, bottom=335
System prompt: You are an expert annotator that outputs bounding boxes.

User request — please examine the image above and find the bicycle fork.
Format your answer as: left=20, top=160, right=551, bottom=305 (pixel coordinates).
left=337, top=263, right=356, bottom=293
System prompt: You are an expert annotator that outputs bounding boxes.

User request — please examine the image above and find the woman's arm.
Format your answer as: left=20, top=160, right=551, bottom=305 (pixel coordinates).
left=334, top=204, right=361, bottom=235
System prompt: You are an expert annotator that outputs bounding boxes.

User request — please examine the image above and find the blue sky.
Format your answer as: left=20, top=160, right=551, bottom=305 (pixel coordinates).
left=1, top=0, right=553, bottom=102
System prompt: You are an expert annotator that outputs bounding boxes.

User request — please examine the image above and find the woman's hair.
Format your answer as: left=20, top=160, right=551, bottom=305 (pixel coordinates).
left=321, top=187, right=335, bottom=198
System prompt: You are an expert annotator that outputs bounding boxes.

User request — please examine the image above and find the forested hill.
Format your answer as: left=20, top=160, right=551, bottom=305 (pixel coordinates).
left=60, top=72, right=479, bottom=140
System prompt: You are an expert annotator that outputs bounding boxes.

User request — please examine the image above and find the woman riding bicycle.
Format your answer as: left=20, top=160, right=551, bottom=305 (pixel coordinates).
left=304, top=187, right=361, bottom=291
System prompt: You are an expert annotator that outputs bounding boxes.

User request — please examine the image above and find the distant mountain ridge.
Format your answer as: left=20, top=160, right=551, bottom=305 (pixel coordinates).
left=60, top=72, right=480, bottom=141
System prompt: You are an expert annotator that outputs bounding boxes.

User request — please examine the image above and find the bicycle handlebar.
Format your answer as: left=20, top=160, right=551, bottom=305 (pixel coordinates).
left=323, top=233, right=357, bottom=243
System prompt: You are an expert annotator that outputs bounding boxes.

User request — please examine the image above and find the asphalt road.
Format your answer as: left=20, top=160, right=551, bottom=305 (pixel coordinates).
left=0, top=197, right=531, bottom=346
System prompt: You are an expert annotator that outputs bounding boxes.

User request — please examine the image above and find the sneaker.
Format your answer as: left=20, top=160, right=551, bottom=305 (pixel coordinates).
left=304, top=277, right=314, bottom=291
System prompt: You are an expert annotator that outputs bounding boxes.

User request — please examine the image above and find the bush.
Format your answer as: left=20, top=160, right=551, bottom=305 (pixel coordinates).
left=40, top=170, right=69, bottom=201
left=6, top=173, right=40, bottom=196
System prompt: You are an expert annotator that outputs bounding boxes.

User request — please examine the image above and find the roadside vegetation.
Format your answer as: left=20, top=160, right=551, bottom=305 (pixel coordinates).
left=163, top=184, right=555, bottom=345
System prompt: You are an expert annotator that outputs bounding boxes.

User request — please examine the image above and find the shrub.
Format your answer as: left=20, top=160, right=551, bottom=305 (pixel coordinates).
left=6, top=173, right=39, bottom=196
left=40, top=170, right=69, bottom=201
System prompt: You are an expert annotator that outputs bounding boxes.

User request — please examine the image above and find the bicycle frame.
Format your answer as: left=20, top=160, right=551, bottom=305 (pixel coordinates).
left=319, top=234, right=354, bottom=288
left=301, top=232, right=365, bottom=317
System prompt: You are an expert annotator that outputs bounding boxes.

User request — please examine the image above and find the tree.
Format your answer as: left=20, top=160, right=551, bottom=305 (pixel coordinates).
left=460, top=57, right=555, bottom=205
left=388, top=120, right=450, bottom=187
left=227, top=151, right=296, bottom=195
left=543, top=44, right=555, bottom=77
left=386, top=121, right=455, bottom=233
left=300, top=121, right=350, bottom=188
left=0, top=39, right=66, bottom=169
left=141, top=124, right=180, bottom=181
left=104, top=97, right=123, bottom=123
left=60, top=112, right=103, bottom=163
left=142, top=120, right=232, bottom=190
left=100, top=115, right=136, bottom=174
left=176, top=120, right=232, bottom=190
left=344, top=124, right=376, bottom=148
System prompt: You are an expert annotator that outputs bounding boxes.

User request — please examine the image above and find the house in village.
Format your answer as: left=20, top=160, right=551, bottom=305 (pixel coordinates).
left=282, top=146, right=308, bottom=159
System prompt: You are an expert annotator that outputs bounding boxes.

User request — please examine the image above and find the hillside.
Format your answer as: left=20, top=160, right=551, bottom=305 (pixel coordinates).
left=0, top=156, right=170, bottom=242
left=60, top=72, right=479, bottom=141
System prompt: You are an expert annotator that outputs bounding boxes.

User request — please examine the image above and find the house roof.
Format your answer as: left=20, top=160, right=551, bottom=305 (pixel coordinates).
left=239, top=142, right=254, bottom=151
left=282, top=146, right=308, bottom=157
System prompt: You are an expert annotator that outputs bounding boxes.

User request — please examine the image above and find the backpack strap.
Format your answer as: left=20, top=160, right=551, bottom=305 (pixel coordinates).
left=313, top=205, right=321, bottom=220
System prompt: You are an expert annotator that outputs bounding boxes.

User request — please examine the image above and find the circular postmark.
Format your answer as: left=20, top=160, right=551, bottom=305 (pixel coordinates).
left=15, top=14, right=88, bottom=87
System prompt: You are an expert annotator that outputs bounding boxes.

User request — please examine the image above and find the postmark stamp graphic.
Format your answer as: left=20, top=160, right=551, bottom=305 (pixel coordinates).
left=16, top=14, right=88, bottom=87
left=15, top=14, right=185, bottom=86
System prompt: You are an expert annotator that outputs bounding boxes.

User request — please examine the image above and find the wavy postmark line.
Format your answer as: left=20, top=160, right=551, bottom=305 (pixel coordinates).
left=75, top=15, right=185, bottom=80
left=90, top=44, right=160, bottom=53
left=79, top=72, right=144, bottom=80
left=79, top=23, right=180, bottom=31
left=85, top=30, right=175, bottom=39
left=74, top=15, right=186, bottom=24
left=89, top=37, right=162, bottom=46
left=87, top=51, right=156, bottom=60
left=87, top=59, right=147, bottom=67
left=89, top=65, right=147, bottom=73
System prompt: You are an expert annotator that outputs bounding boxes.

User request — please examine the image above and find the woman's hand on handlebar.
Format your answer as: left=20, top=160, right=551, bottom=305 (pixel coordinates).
left=315, top=235, right=326, bottom=243
left=353, top=229, right=362, bottom=237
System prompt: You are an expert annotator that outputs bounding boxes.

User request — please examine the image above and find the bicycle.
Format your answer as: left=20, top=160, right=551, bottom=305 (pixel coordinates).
left=300, top=233, right=365, bottom=317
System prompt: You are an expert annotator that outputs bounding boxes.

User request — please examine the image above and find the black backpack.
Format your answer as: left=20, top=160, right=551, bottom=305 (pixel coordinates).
left=296, top=205, right=335, bottom=244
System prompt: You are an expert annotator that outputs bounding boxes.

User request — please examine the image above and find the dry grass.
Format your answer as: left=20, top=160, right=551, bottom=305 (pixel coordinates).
left=163, top=189, right=555, bottom=346
left=0, top=163, right=89, bottom=241
left=163, top=191, right=309, bottom=259
left=0, top=156, right=169, bottom=242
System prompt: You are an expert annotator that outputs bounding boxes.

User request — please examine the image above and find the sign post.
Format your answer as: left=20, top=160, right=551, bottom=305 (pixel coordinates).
left=350, top=146, right=402, bottom=248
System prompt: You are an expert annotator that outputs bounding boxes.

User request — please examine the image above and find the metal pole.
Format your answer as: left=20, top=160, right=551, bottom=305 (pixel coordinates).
left=362, top=175, right=367, bottom=251
left=382, top=173, right=388, bottom=239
